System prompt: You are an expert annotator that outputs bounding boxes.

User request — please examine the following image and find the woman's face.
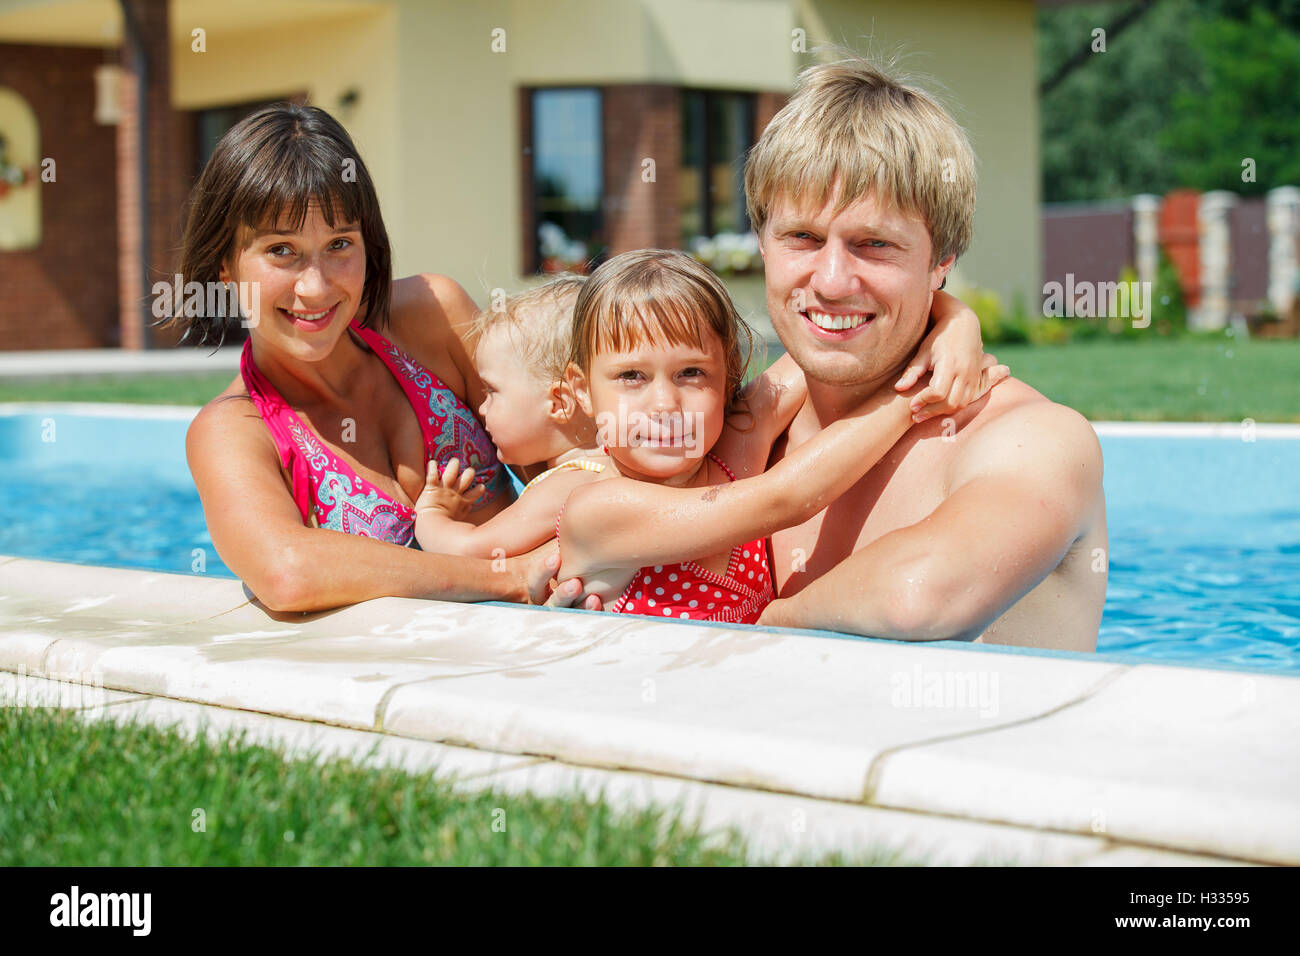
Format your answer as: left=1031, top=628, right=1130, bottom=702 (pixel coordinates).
left=221, top=202, right=366, bottom=364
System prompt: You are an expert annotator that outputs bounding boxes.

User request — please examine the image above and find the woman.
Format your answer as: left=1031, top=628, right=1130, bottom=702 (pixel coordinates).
left=180, top=103, right=561, bottom=612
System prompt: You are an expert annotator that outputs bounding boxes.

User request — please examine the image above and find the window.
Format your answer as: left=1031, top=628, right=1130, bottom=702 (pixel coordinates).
left=530, top=88, right=603, bottom=273
left=195, top=96, right=304, bottom=172
left=680, top=90, right=755, bottom=244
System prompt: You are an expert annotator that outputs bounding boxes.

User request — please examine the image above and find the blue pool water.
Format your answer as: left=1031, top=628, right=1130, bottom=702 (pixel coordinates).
left=1, top=405, right=1298, bottom=675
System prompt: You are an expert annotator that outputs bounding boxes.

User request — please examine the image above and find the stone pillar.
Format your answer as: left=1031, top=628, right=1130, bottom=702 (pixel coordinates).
left=1266, top=186, right=1300, bottom=320
left=1132, top=194, right=1160, bottom=291
left=1194, top=191, right=1236, bottom=331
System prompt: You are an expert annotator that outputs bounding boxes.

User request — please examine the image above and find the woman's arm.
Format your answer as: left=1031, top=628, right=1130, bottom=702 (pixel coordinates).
left=186, top=398, right=546, bottom=613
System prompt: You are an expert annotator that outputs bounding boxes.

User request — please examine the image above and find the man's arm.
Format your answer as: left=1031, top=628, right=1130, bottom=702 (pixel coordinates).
left=758, top=402, right=1103, bottom=640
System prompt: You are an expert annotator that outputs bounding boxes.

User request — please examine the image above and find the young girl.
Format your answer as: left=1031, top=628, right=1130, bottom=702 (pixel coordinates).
left=420, top=250, right=1006, bottom=624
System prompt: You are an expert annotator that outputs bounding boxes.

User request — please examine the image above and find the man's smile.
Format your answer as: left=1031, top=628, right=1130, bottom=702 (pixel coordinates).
left=801, top=309, right=876, bottom=336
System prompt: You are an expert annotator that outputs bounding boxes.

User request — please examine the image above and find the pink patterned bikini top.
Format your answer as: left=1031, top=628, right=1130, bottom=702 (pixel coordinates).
left=240, top=321, right=507, bottom=546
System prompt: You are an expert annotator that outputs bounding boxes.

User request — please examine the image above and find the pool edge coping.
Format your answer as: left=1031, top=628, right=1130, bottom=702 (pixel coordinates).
left=3, top=555, right=1296, bottom=865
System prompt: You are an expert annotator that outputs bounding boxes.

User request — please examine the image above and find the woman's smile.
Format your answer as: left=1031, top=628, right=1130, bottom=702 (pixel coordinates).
left=278, top=303, right=340, bottom=330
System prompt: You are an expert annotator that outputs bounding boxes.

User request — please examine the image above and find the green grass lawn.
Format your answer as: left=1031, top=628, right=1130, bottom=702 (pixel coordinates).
left=2, top=338, right=1295, bottom=421
left=0, top=704, right=927, bottom=866
left=984, top=338, right=1300, bottom=423
left=0, top=372, right=235, bottom=406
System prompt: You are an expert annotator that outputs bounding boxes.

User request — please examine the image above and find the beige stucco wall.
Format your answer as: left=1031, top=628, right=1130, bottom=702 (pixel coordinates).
left=386, top=0, right=799, bottom=303
left=800, top=0, right=1041, bottom=307
left=1, top=0, right=1039, bottom=310
left=171, top=6, right=399, bottom=258
left=381, top=0, right=1038, bottom=306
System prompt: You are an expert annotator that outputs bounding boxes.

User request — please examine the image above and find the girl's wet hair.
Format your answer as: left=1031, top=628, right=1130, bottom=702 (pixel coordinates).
left=568, top=249, right=754, bottom=415
left=172, top=102, right=392, bottom=346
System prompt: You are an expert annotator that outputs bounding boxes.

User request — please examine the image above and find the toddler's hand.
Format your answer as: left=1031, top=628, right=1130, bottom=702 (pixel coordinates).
left=415, top=457, right=485, bottom=521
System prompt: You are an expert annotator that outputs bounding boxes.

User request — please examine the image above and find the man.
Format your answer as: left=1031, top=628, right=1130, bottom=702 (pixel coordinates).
left=749, top=55, right=1107, bottom=650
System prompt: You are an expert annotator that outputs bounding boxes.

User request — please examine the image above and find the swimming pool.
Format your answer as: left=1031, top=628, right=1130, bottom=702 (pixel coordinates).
left=2, top=404, right=1298, bottom=675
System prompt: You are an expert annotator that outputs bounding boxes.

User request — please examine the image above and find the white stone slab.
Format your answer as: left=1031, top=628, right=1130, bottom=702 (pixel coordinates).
left=1077, top=847, right=1257, bottom=867
left=76, top=695, right=541, bottom=782
left=384, top=613, right=1122, bottom=802
left=12, top=576, right=622, bottom=729
left=0, top=557, right=250, bottom=623
left=0, top=669, right=145, bottom=710
left=869, top=664, right=1300, bottom=865
left=463, top=759, right=1110, bottom=866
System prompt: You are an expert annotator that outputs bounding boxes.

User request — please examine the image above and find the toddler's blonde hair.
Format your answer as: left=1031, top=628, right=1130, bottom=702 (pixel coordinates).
left=471, top=274, right=585, bottom=383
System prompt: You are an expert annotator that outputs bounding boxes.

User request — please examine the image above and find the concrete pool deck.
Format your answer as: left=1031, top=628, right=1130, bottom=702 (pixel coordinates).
left=1, top=554, right=1295, bottom=865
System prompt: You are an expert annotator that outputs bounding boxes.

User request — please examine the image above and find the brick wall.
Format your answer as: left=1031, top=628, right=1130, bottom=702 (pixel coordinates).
left=755, top=91, right=787, bottom=140
left=0, top=44, right=120, bottom=350
left=602, top=85, right=680, bottom=255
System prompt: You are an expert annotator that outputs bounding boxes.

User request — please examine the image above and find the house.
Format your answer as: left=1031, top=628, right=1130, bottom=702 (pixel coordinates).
left=0, top=0, right=1041, bottom=349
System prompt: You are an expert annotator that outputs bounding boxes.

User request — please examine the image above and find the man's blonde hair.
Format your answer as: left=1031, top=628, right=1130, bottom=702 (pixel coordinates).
left=745, top=51, right=976, bottom=266
left=471, top=274, right=585, bottom=383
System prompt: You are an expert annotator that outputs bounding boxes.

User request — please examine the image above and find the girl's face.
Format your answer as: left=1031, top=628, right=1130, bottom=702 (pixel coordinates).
left=221, top=202, right=366, bottom=364
left=576, top=327, right=728, bottom=486
left=475, top=325, right=558, bottom=465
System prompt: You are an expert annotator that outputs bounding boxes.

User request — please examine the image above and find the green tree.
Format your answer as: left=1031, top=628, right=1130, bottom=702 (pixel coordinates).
left=1039, top=0, right=1202, bottom=201
left=1039, top=1, right=1300, bottom=199
left=1160, top=8, right=1300, bottom=194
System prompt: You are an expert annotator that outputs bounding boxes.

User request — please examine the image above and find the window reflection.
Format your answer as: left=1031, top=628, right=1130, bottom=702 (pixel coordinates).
left=680, top=90, right=754, bottom=245
left=532, top=88, right=603, bottom=273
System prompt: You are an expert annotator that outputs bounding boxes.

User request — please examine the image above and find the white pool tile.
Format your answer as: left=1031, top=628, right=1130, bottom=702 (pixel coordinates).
left=0, top=557, right=250, bottom=623
left=76, top=694, right=541, bottom=781
left=460, top=759, right=1110, bottom=866
left=384, top=616, right=1123, bottom=802
left=31, top=593, right=618, bottom=730
left=869, top=664, right=1300, bottom=865
left=0, top=669, right=145, bottom=709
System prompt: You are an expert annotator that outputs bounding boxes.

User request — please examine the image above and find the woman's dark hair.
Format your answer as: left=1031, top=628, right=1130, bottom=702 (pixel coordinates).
left=172, top=102, right=392, bottom=345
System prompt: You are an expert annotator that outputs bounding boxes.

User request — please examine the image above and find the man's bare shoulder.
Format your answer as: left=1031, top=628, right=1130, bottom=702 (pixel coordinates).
left=951, top=377, right=1103, bottom=495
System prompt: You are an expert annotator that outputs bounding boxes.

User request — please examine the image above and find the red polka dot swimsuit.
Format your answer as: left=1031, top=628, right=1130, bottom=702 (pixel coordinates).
left=609, top=454, right=775, bottom=625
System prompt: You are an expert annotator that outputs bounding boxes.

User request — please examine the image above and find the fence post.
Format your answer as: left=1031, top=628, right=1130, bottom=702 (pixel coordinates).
left=1132, top=194, right=1160, bottom=291
left=1194, top=191, right=1236, bottom=331
left=1266, top=186, right=1300, bottom=321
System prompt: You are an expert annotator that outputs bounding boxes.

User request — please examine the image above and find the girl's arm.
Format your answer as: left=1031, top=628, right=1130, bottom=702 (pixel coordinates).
left=415, top=463, right=600, bottom=558
left=723, top=291, right=987, bottom=480
left=558, top=384, right=909, bottom=580
left=559, top=357, right=1008, bottom=582
left=896, top=289, right=992, bottom=417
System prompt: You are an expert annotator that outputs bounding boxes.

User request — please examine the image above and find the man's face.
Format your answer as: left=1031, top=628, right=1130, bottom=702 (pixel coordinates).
left=759, top=188, right=953, bottom=389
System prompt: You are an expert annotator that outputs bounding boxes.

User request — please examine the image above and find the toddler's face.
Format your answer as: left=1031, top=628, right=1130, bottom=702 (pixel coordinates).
left=475, top=325, right=555, bottom=465
left=580, top=330, right=727, bottom=485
